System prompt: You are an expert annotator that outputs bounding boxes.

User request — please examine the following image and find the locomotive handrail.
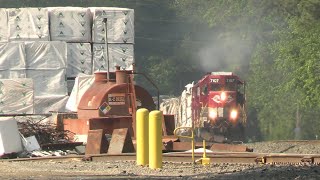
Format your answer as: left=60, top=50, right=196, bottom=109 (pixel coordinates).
left=173, top=127, right=195, bottom=164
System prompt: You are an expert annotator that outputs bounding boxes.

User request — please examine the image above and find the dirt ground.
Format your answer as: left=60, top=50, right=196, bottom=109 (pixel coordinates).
left=2, top=141, right=320, bottom=179
left=1, top=160, right=320, bottom=180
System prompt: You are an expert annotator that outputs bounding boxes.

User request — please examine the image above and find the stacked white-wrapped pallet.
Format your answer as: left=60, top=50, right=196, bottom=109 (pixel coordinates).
left=0, top=78, right=34, bottom=114
left=34, top=95, right=69, bottom=114
left=0, top=7, right=136, bottom=114
left=0, top=9, right=8, bottom=42
left=49, top=7, right=91, bottom=42
left=25, top=41, right=68, bottom=113
left=0, top=42, right=26, bottom=79
left=67, top=43, right=92, bottom=77
left=93, top=44, right=134, bottom=72
left=7, top=8, right=49, bottom=41
left=92, top=7, right=134, bottom=44
left=91, top=7, right=134, bottom=72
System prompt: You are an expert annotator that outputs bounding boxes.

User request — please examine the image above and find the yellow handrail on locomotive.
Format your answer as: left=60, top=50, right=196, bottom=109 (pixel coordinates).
left=173, top=127, right=195, bottom=164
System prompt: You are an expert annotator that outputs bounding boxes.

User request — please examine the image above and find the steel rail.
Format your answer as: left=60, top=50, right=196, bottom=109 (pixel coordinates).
left=6, top=152, right=320, bottom=165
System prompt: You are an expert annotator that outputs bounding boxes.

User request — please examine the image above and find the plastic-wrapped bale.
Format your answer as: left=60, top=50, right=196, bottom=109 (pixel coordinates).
left=0, top=117, right=23, bottom=156
left=0, top=70, right=26, bottom=79
left=92, top=7, right=134, bottom=43
left=49, top=7, right=92, bottom=42
left=92, top=43, right=134, bottom=72
left=34, top=95, right=69, bottom=114
left=67, top=43, right=92, bottom=78
left=0, top=9, right=8, bottom=42
left=7, top=8, right=49, bottom=41
left=92, top=44, right=108, bottom=72
left=66, top=74, right=94, bottom=112
left=25, top=41, right=67, bottom=69
left=26, top=69, right=67, bottom=96
left=177, top=86, right=193, bottom=128
left=0, top=42, right=26, bottom=78
left=0, top=78, right=34, bottom=114
left=109, top=44, right=134, bottom=70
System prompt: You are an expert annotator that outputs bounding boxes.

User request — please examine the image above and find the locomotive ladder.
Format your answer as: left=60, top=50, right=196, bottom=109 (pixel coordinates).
left=127, top=74, right=137, bottom=137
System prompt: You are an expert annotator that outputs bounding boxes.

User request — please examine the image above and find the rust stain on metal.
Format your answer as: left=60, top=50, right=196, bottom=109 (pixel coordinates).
left=89, top=116, right=134, bottom=136
left=85, top=129, right=109, bottom=155
left=107, top=128, right=135, bottom=154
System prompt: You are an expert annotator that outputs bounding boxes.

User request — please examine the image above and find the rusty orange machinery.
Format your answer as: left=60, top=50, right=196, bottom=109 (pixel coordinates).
left=64, top=67, right=175, bottom=141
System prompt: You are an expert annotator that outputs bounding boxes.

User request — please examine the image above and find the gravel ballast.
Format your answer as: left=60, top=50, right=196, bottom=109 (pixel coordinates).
left=1, top=141, right=320, bottom=179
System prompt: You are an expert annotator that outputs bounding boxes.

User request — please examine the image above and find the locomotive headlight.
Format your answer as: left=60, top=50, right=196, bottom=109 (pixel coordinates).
left=230, top=110, right=238, bottom=120
left=220, top=91, right=227, bottom=101
left=209, top=110, right=217, bottom=119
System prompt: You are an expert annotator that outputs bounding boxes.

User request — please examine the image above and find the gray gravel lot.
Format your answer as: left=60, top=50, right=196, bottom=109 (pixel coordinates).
left=1, top=141, right=320, bottom=179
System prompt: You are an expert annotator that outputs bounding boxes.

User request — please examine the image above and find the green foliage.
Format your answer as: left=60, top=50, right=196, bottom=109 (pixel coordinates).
left=3, top=0, right=320, bottom=140
left=175, top=0, right=320, bottom=140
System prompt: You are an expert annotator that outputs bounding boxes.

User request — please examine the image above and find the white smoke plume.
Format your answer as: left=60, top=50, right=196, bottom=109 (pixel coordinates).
left=197, top=33, right=252, bottom=73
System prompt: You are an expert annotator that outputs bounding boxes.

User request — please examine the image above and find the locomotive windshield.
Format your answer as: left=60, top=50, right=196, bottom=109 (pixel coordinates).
left=210, top=81, right=237, bottom=91
left=210, top=83, right=223, bottom=91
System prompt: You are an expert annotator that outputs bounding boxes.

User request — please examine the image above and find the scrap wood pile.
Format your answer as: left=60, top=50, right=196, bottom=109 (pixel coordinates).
left=17, top=117, right=75, bottom=145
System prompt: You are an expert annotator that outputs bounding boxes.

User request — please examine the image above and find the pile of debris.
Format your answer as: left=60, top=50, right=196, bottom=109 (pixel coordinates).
left=0, top=115, right=83, bottom=159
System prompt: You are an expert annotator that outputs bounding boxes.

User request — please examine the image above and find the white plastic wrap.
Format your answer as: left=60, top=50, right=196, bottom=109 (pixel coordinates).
left=26, top=69, right=67, bottom=96
left=25, top=41, right=67, bottom=69
left=0, top=9, right=8, bottom=42
left=109, top=44, right=134, bottom=70
left=0, top=42, right=26, bottom=70
left=66, top=74, right=94, bottom=112
left=67, top=43, right=92, bottom=77
left=34, top=95, right=69, bottom=114
left=159, top=83, right=194, bottom=130
left=92, top=44, right=108, bottom=72
left=49, top=7, right=92, bottom=42
left=93, top=43, right=134, bottom=72
left=0, top=78, right=34, bottom=114
left=7, top=8, right=49, bottom=41
left=0, top=70, right=26, bottom=79
left=92, top=7, right=134, bottom=43
left=0, top=117, right=23, bottom=156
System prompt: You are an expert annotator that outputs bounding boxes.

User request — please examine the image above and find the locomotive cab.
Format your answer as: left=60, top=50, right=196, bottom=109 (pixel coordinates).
left=192, top=72, right=246, bottom=141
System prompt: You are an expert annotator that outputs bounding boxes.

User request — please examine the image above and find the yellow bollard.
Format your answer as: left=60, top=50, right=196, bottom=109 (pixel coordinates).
left=136, top=108, right=149, bottom=166
left=201, top=140, right=210, bottom=165
left=149, top=110, right=163, bottom=169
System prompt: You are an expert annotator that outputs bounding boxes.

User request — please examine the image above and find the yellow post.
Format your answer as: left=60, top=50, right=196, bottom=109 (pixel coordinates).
left=173, top=127, right=195, bottom=164
left=136, top=108, right=149, bottom=166
left=191, top=130, right=195, bottom=163
left=201, top=140, right=210, bottom=165
left=149, top=110, right=163, bottom=169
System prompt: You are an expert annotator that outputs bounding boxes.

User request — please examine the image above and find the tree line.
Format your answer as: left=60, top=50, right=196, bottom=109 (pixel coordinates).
left=1, top=0, right=320, bottom=141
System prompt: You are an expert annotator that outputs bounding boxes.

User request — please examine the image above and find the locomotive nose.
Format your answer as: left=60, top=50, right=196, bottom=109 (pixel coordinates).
left=220, top=91, right=227, bottom=102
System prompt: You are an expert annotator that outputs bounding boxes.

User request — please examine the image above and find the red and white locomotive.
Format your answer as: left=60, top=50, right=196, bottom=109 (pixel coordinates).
left=191, top=72, right=246, bottom=141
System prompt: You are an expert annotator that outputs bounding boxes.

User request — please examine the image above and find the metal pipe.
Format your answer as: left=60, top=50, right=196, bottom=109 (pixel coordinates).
left=103, top=18, right=110, bottom=80
left=173, top=127, right=195, bottom=164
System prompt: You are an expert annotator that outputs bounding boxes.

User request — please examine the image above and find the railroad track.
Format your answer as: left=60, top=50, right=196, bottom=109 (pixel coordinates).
left=268, top=140, right=320, bottom=144
left=6, top=152, right=320, bottom=165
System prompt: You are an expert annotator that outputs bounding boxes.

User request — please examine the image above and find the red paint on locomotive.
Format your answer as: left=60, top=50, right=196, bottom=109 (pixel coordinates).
left=191, top=72, right=246, bottom=133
